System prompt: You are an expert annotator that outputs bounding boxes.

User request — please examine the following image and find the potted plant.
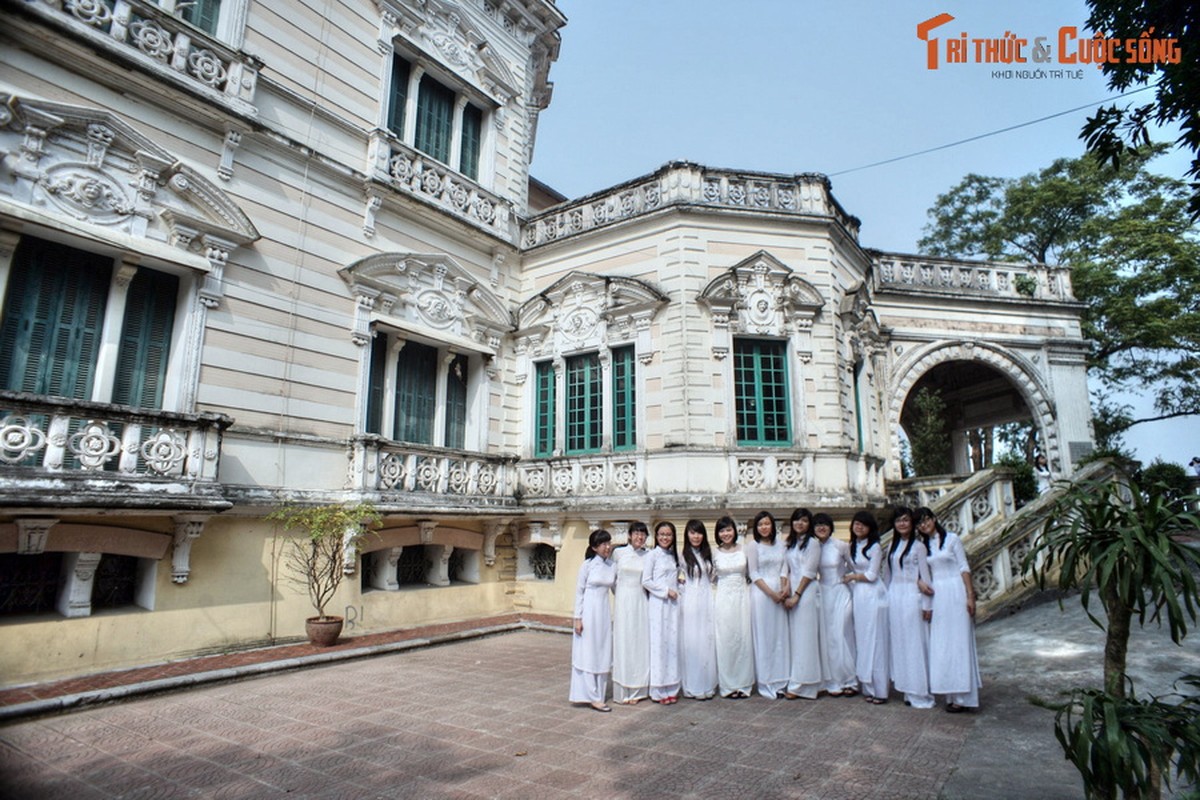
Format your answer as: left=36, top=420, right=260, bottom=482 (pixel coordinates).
left=269, top=502, right=381, bottom=646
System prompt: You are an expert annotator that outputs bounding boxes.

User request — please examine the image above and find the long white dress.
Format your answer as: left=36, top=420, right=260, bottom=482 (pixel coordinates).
left=642, top=547, right=681, bottom=701
left=610, top=544, right=650, bottom=703
left=887, top=538, right=934, bottom=708
left=745, top=537, right=790, bottom=698
left=785, top=538, right=827, bottom=698
left=927, top=532, right=982, bottom=707
left=712, top=545, right=755, bottom=697
left=849, top=541, right=889, bottom=700
left=568, top=555, right=616, bottom=704
left=679, top=550, right=718, bottom=699
left=819, top=537, right=857, bottom=693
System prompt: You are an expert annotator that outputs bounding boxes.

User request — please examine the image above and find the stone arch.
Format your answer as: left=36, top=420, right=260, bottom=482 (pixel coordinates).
left=887, top=340, right=1059, bottom=477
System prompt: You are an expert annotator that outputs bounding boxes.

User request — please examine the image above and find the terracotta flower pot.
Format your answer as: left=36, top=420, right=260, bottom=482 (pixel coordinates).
left=305, top=616, right=344, bottom=647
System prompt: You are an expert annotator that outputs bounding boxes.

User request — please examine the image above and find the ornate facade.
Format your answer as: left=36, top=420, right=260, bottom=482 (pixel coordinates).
left=0, top=0, right=1091, bottom=685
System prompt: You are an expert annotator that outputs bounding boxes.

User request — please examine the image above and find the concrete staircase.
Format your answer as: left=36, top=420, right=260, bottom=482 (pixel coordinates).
left=887, top=460, right=1117, bottom=622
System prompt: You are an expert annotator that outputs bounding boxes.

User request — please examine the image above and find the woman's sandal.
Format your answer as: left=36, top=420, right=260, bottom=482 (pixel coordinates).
left=946, top=703, right=964, bottom=713
left=842, top=688, right=860, bottom=698
left=590, top=702, right=612, bottom=712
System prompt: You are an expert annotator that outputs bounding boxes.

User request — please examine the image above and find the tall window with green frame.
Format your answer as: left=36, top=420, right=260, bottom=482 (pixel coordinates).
left=733, top=339, right=791, bottom=445
left=611, top=345, right=636, bottom=451
left=565, top=353, right=601, bottom=454
left=111, top=268, right=178, bottom=409
left=414, top=76, right=453, bottom=164
left=533, top=361, right=555, bottom=457
left=393, top=340, right=437, bottom=444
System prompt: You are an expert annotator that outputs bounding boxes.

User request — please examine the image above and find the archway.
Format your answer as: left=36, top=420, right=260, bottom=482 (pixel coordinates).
left=888, top=341, right=1059, bottom=478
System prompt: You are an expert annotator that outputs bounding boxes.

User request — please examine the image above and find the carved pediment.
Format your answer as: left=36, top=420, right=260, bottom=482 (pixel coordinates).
left=340, top=252, right=512, bottom=348
left=699, top=251, right=824, bottom=336
left=516, top=271, right=667, bottom=350
left=0, top=95, right=258, bottom=258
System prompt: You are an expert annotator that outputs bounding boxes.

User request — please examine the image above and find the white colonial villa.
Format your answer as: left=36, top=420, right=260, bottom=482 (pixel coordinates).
left=0, top=0, right=1093, bottom=685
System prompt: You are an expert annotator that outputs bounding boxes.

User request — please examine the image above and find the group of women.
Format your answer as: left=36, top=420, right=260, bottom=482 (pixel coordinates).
left=569, top=508, right=981, bottom=713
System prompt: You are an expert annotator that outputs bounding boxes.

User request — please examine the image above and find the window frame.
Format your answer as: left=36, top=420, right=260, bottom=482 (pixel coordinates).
left=0, top=234, right=191, bottom=413
left=385, top=52, right=491, bottom=184
left=365, top=328, right=481, bottom=452
left=733, top=337, right=792, bottom=446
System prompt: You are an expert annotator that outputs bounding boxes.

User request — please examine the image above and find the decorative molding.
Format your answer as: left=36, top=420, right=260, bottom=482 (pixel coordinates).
left=16, top=518, right=59, bottom=555
left=171, top=514, right=209, bottom=584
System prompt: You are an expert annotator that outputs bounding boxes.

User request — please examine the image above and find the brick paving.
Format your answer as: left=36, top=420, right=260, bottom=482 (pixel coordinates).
left=1, top=600, right=1197, bottom=799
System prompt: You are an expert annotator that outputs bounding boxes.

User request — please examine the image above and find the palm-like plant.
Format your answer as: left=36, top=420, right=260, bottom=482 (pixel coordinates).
left=1022, top=472, right=1200, bottom=799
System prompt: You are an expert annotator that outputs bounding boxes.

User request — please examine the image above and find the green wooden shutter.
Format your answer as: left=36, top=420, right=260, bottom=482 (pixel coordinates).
left=365, top=332, right=388, bottom=435
left=393, top=341, right=436, bottom=444
left=415, top=76, right=454, bottom=163
left=612, top=345, right=636, bottom=451
left=534, top=361, right=555, bottom=457
left=0, top=237, right=110, bottom=399
left=112, top=268, right=177, bottom=409
left=444, top=353, right=467, bottom=449
left=387, top=55, right=411, bottom=138
left=459, top=104, right=482, bottom=179
left=566, top=352, right=601, bottom=454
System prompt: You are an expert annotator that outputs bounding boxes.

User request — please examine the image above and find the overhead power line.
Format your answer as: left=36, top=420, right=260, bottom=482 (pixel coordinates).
left=828, top=84, right=1158, bottom=177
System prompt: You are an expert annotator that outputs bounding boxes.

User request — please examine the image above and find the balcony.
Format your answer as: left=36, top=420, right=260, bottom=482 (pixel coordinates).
left=521, top=162, right=862, bottom=249
left=349, top=436, right=519, bottom=513
left=0, top=391, right=232, bottom=511
left=518, top=449, right=885, bottom=513
left=367, top=132, right=515, bottom=241
left=872, top=254, right=1076, bottom=303
left=16, top=0, right=260, bottom=116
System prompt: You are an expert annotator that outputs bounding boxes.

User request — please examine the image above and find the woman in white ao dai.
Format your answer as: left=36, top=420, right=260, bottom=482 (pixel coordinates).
left=610, top=521, right=651, bottom=704
left=569, top=529, right=616, bottom=712
left=642, top=521, right=682, bottom=704
left=679, top=519, right=718, bottom=699
left=745, top=510, right=790, bottom=698
left=783, top=508, right=827, bottom=699
left=712, top=516, right=755, bottom=698
left=886, top=507, right=934, bottom=709
left=814, top=513, right=857, bottom=695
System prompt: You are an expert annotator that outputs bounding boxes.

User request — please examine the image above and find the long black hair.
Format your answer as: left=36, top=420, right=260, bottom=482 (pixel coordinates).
left=653, top=520, right=679, bottom=565
left=751, top=510, right=777, bottom=544
left=849, top=510, right=880, bottom=561
left=887, top=506, right=918, bottom=568
left=915, top=506, right=947, bottom=550
left=786, top=507, right=815, bottom=550
left=584, top=528, right=612, bottom=560
left=682, top=519, right=713, bottom=578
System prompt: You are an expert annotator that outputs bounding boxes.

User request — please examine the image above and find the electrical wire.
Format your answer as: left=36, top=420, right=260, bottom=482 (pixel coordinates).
left=828, top=84, right=1158, bottom=177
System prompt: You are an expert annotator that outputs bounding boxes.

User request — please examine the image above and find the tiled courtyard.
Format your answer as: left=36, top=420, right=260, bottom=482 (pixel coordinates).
left=2, top=598, right=1196, bottom=799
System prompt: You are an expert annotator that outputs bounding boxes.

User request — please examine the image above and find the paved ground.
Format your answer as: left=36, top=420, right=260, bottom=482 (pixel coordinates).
left=1, top=596, right=1197, bottom=799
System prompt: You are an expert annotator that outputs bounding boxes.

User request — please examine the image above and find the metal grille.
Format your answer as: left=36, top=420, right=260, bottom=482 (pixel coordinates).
left=397, top=546, right=428, bottom=586
left=0, top=552, right=63, bottom=616
left=531, top=544, right=557, bottom=581
left=92, top=554, right=138, bottom=609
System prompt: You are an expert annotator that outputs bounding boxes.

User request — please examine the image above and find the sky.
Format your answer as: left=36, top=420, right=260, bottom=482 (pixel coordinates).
left=529, top=0, right=1196, bottom=470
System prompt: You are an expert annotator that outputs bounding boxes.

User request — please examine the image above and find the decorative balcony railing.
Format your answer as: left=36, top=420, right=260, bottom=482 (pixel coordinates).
left=887, top=461, right=1117, bottom=621
left=872, top=254, right=1076, bottom=302
left=349, top=436, right=519, bottom=509
left=20, top=0, right=259, bottom=113
left=0, top=391, right=231, bottom=509
left=518, top=449, right=885, bottom=506
left=367, top=132, right=515, bottom=239
left=521, top=163, right=862, bottom=249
